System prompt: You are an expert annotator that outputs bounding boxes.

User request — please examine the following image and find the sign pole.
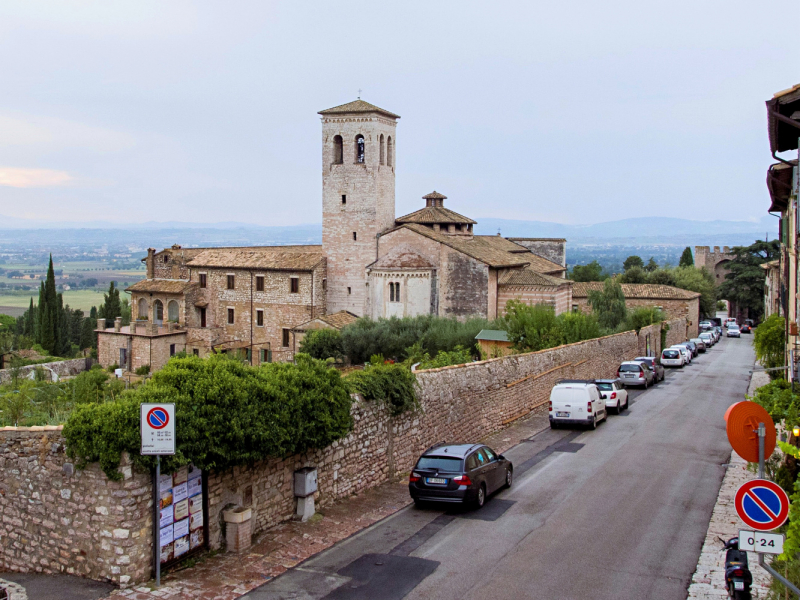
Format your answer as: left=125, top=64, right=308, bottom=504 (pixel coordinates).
left=758, top=422, right=765, bottom=479
left=155, top=454, right=161, bottom=588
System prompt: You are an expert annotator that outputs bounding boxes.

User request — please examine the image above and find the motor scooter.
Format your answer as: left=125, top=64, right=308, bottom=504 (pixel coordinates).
left=721, top=537, right=753, bottom=599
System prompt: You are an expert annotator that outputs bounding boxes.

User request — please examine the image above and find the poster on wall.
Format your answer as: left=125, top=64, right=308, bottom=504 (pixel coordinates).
left=174, top=535, right=189, bottom=557
left=159, top=463, right=205, bottom=565
left=159, top=504, right=174, bottom=529
left=173, top=499, right=189, bottom=521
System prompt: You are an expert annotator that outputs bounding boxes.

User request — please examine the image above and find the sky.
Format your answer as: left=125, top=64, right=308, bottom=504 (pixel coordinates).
left=0, top=1, right=797, bottom=227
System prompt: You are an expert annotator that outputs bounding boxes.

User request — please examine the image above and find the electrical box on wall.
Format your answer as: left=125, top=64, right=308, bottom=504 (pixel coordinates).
left=294, top=467, right=318, bottom=498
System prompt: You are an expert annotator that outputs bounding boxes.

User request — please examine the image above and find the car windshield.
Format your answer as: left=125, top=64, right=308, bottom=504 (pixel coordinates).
left=416, top=456, right=463, bottom=472
left=596, top=382, right=613, bottom=390
left=663, top=350, right=679, bottom=358
left=619, top=364, right=641, bottom=372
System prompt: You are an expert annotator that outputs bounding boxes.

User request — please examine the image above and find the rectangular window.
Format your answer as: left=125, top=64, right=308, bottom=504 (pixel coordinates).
left=290, top=277, right=299, bottom=294
left=282, top=328, right=290, bottom=347
left=572, top=304, right=579, bottom=312
left=353, top=232, right=357, bottom=241
left=261, top=348, right=272, bottom=363
left=389, top=282, right=395, bottom=302
left=170, top=344, right=176, bottom=356
left=199, top=273, right=207, bottom=288
left=227, top=274, right=235, bottom=290
left=227, top=308, right=234, bottom=325
left=322, top=278, right=327, bottom=290
left=341, top=194, right=346, bottom=204
left=347, top=287, right=351, bottom=295
left=192, top=348, right=199, bottom=357
left=256, top=309, right=264, bottom=327
left=199, top=307, right=207, bottom=328
left=256, top=275, right=264, bottom=292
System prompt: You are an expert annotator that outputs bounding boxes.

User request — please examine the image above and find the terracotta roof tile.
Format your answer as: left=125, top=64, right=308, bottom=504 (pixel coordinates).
left=400, top=225, right=529, bottom=268
left=126, top=279, right=196, bottom=294
left=571, top=281, right=701, bottom=300
left=422, top=191, right=447, bottom=200
left=318, top=311, right=360, bottom=329
left=396, top=206, right=477, bottom=225
left=318, top=99, right=400, bottom=119
left=498, top=267, right=570, bottom=287
left=368, top=246, right=435, bottom=270
left=187, top=246, right=323, bottom=271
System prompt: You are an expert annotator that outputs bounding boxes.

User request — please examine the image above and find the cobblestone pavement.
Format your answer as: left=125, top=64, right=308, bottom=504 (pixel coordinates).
left=102, top=408, right=550, bottom=600
left=686, top=370, right=773, bottom=599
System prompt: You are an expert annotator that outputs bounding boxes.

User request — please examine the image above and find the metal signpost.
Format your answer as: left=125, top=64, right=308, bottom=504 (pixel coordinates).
left=141, top=403, right=175, bottom=588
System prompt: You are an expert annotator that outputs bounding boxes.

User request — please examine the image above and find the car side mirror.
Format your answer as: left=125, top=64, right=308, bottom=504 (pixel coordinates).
left=499, top=454, right=505, bottom=460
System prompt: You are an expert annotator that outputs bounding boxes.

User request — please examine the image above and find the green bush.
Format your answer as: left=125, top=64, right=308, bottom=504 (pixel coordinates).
left=501, top=301, right=603, bottom=353
left=587, top=278, right=627, bottom=330
left=750, top=379, right=799, bottom=426
left=621, top=307, right=665, bottom=333
left=63, top=353, right=353, bottom=479
left=299, top=329, right=344, bottom=360
left=754, top=314, right=786, bottom=379
left=344, top=363, right=418, bottom=416
left=134, top=365, right=151, bottom=376
left=417, top=345, right=474, bottom=370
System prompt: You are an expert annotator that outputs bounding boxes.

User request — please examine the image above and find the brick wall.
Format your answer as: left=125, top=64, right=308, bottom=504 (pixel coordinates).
left=97, top=331, right=187, bottom=372
left=497, top=283, right=573, bottom=316
left=0, top=428, right=152, bottom=587
left=0, top=358, right=91, bottom=384
left=574, top=296, right=699, bottom=337
left=5, top=318, right=685, bottom=585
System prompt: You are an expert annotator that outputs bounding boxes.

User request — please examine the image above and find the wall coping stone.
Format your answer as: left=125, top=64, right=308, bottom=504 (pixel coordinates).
left=1, top=424, right=63, bottom=431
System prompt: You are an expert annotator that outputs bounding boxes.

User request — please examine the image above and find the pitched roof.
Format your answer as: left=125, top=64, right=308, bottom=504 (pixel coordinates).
left=498, top=267, right=570, bottom=287
left=295, top=310, right=360, bottom=332
left=318, top=99, right=400, bottom=119
left=400, top=224, right=529, bottom=268
left=126, top=279, right=196, bottom=294
left=571, top=282, right=701, bottom=300
left=422, top=191, right=447, bottom=200
left=395, top=206, right=477, bottom=225
left=368, top=245, right=435, bottom=270
left=186, top=246, right=324, bottom=271
left=475, top=329, right=510, bottom=342
left=507, top=237, right=567, bottom=243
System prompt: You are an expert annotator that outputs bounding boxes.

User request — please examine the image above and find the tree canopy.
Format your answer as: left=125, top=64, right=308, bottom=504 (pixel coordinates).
left=623, top=255, right=644, bottom=271
left=587, top=278, right=627, bottom=330
left=717, top=240, right=780, bottom=319
left=679, top=247, right=694, bottom=267
left=569, top=260, right=607, bottom=282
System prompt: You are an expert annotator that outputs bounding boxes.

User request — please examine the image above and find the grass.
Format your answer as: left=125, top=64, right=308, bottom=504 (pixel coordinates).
left=0, top=288, right=112, bottom=311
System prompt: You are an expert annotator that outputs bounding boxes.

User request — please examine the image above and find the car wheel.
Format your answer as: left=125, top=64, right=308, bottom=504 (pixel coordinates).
left=644, top=379, right=648, bottom=389
left=413, top=499, right=427, bottom=508
left=504, top=468, right=513, bottom=489
left=550, top=421, right=559, bottom=429
left=624, top=396, right=629, bottom=410
left=589, top=414, right=597, bottom=430
left=614, top=401, right=620, bottom=415
left=475, top=484, right=486, bottom=508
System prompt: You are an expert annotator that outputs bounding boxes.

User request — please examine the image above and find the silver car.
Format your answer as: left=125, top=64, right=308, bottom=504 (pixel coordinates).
left=690, top=337, right=706, bottom=352
left=617, top=361, right=655, bottom=388
left=727, top=325, right=741, bottom=338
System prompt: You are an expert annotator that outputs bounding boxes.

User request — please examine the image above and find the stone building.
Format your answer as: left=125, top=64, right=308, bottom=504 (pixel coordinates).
left=694, top=246, right=733, bottom=285
left=97, top=99, right=571, bottom=371
left=571, top=282, right=701, bottom=337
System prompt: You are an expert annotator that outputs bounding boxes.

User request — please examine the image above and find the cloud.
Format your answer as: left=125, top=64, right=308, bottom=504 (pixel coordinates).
left=0, top=167, right=73, bottom=188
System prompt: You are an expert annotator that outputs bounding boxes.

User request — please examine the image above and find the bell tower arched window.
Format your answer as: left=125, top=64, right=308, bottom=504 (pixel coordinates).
left=355, top=134, right=365, bottom=164
left=154, top=300, right=164, bottom=325
left=379, top=134, right=385, bottom=165
left=137, top=297, right=148, bottom=320
left=387, top=136, right=393, bottom=167
left=333, top=135, right=343, bottom=164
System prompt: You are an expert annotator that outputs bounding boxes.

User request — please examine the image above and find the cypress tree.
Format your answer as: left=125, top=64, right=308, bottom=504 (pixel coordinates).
left=40, top=302, right=55, bottom=354
left=89, top=306, right=97, bottom=319
left=24, top=297, right=35, bottom=337
left=679, top=247, right=694, bottom=268
left=36, top=281, right=45, bottom=344
left=99, top=281, right=122, bottom=322
left=57, top=294, right=71, bottom=356
left=80, top=316, right=96, bottom=350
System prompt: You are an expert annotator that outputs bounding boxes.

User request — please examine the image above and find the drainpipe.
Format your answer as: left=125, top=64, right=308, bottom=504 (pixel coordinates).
left=249, top=270, right=254, bottom=366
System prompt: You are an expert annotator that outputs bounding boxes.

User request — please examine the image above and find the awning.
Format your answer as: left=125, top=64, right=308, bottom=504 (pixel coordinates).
left=767, top=84, right=800, bottom=154
left=767, top=160, right=796, bottom=213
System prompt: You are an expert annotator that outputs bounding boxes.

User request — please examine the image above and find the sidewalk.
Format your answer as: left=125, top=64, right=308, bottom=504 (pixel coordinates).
left=108, top=407, right=549, bottom=600
left=686, top=371, right=772, bottom=599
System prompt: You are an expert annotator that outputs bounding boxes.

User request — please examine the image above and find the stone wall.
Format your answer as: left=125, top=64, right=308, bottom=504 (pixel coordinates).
left=0, top=428, right=152, bottom=587
left=1, top=318, right=686, bottom=586
left=0, top=358, right=91, bottom=384
left=507, top=238, right=566, bottom=268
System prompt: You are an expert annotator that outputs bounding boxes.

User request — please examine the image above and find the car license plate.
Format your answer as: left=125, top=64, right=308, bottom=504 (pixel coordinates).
left=426, top=477, right=446, bottom=485
left=624, top=374, right=634, bottom=378
left=557, top=411, right=569, bottom=417
left=734, top=581, right=744, bottom=591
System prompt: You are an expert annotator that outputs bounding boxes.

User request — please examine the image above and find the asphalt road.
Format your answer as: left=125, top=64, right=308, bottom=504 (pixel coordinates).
left=244, top=335, right=754, bottom=600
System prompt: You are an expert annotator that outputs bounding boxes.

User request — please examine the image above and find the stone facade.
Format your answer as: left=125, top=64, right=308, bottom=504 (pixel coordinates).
left=96, top=328, right=188, bottom=373
left=497, top=282, right=573, bottom=315
left=507, top=238, right=566, bottom=269
left=0, top=428, right=152, bottom=587
left=0, top=358, right=91, bottom=384
left=694, top=246, right=734, bottom=286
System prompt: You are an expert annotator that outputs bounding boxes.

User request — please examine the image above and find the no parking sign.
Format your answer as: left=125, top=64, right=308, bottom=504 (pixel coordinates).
left=735, top=479, right=790, bottom=531
left=141, top=403, right=175, bottom=455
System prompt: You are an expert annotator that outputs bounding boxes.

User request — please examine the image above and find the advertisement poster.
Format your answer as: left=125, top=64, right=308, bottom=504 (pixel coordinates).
left=189, top=495, right=202, bottom=514
left=173, top=482, right=188, bottom=503
left=173, top=499, right=189, bottom=521
left=190, top=529, right=204, bottom=549
left=159, top=524, right=174, bottom=547
left=187, top=475, right=202, bottom=498
left=173, top=517, right=189, bottom=539
left=159, top=504, right=174, bottom=528
left=160, top=542, right=173, bottom=563
left=159, top=474, right=173, bottom=493
left=173, top=466, right=188, bottom=485
left=160, top=488, right=173, bottom=510
left=190, top=511, right=203, bottom=531
left=174, top=535, right=189, bottom=557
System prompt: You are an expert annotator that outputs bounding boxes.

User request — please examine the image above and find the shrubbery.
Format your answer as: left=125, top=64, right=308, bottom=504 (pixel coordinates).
left=754, top=314, right=785, bottom=379
left=63, top=353, right=354, bottom=479
left=344, top=362, right=418, bottom=416
left=299, top=328, right=344, bottom=360
left=501, top=301, right=603, bottom=353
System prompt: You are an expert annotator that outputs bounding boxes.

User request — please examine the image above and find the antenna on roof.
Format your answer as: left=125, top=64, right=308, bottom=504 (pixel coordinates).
left=497, top=228, right=501, bottom=237
left=358, top=88, right=362, bottom=100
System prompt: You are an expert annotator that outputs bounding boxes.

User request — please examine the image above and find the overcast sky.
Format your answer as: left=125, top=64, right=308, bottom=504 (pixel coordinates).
left=0, top=1, right=797, bottom=227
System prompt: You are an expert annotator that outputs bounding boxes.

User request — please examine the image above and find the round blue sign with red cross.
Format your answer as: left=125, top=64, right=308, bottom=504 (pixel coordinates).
left=146, top=407, right=170, bottom=430
left=735, top=479, right=790, bottom=531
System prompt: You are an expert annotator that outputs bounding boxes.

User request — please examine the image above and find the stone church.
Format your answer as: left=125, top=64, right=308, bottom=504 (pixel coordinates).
left=97, top=100, right=572, bottom=372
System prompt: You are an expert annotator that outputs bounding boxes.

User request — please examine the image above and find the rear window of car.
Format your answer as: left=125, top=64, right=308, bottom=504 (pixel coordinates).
left=619, top=364, right=641, bottom=372
left=596, top=382, right=613, bottom=390
left=662, top=350, right=679, bottom=358
left=416, top=456, right=463, bottom=471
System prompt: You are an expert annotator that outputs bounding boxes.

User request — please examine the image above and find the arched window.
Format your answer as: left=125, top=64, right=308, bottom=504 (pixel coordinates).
left=167, top=300, right=179, bottom=322
left=386, top=136, right=393, bottom=167
left=333, top=135, right=343, bottom=164
left=154, top=300, right=164, bottom=325
left=355, top=134, right=365, bottom=164
left=137, top=298, right=148, bottom=320
left=379, top=134, right=385, bottom=165
left=389, top=281, right=401, bottom=302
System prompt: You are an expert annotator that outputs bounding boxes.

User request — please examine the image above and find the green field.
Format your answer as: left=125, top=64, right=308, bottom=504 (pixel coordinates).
left=0, top=288, right=114, bottom=312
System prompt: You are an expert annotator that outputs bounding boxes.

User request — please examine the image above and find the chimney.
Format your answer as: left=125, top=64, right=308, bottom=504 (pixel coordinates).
left=422, top=191, right=447, bottom=208
left=146, top=248, right=156, bottom=279
left=97, top=318, right=106, bottom=330
left=114, top=317, right=122, bottom=332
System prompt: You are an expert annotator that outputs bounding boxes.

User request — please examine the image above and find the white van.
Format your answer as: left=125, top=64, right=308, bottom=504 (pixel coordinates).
left=549, top=381, right=607, bottom=430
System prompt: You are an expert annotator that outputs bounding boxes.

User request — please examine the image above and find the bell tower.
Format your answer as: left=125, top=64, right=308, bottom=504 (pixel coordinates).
left=319, top=100, right=399, bottom=316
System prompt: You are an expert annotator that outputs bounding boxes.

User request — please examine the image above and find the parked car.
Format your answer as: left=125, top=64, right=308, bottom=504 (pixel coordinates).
left=661, top=348, right=685, bottom=368
left=595, top=379, right=629, bottom=414
left=690, top=337, right=707, bottom=352
left=727, top=324, right=741, bottom=338
left=745, top=319, right=755, bottom=327
left=725, top=318, right=737, bottom=328
left=409, top=443, right=513, bottom=508
left=677, top=340, right=698, bottom=357
left=634, top=356, right=665, bottom=382
left=740, top=324, right=751, bottom=334
left=549, top=380, right=607, bottom=429
left=617, top=361, right=655, bottom=388
left=699, top=332, right=714, bottom=348
left=714, top=326, right=723, bottom=340
left=669, top=345, right=692, bottom=364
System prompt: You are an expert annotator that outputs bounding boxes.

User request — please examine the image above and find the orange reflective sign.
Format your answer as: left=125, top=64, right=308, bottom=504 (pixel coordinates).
left=725, top=402, right=776, bottom=463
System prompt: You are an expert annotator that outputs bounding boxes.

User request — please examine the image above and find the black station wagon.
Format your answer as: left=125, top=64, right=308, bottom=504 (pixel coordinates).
left=409, top=443, right=513, bottom=508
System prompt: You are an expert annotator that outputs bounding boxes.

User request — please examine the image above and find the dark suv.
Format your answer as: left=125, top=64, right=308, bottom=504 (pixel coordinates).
left=409, top=443, right=513, bottom=508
